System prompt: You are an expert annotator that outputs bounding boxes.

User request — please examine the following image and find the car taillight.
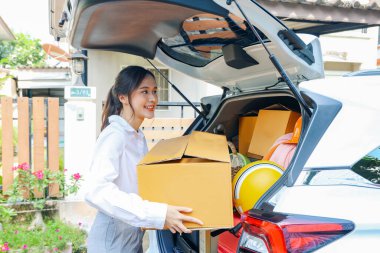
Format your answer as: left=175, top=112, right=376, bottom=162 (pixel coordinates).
left=238, top=209, right=354, bottom=253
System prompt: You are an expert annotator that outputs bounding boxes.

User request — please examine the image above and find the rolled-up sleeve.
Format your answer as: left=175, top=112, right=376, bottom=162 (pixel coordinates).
left=85, top=130, right=167, bottom=229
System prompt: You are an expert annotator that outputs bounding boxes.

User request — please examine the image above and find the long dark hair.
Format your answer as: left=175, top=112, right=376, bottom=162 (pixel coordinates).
left=101, top=66, right=155, bottom=131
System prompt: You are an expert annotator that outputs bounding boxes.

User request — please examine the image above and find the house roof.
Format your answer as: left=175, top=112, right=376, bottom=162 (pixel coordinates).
left=17, top=66, right=70, bottom=70
left=16, top=67, right=72, bottom=89
left=0, top=16, right=15, bottom=41
left=258, top=0, right=380, bottom=35
left=272, top=0, right=380, bottom=10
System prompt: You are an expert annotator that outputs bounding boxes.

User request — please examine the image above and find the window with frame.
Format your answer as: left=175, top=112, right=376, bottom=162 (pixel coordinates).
left=147, top=67, right=169, bottom=110
left=352, top=147, right=380, bottom=184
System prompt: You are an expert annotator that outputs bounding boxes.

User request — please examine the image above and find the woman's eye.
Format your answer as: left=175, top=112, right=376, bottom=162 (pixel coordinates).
left=142, top=90, right=148, bottom=94
left=153, top=90, right=158, bottom=94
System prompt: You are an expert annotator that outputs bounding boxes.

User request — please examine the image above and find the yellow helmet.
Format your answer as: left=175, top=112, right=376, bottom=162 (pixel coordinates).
left=232, top=161, right=284, bottom=214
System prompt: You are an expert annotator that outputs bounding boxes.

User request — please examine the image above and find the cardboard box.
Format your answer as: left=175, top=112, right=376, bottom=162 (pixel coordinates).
left=137, top=131, right=233, bottom=229
left=247, top=110, right=300, bottom=159
left=238, top=116, right=257, bottom=155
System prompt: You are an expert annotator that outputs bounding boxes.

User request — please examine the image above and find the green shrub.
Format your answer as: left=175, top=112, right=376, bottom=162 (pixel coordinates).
left=0, top=219, right=87, bottom=252
left=5, top=163, right=83, bottom=210
left=0, top=205, right=16, bottom=224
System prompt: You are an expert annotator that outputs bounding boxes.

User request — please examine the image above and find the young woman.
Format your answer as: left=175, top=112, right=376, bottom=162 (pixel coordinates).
left=85, top=66, right=203, bottom=253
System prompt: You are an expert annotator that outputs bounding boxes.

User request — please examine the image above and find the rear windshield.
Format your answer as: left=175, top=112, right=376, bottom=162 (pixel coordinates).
left=158, top=13, right=268, bottom=67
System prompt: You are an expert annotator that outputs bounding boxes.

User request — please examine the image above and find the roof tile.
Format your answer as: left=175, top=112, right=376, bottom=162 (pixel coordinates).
left=271, top=0, right=380, bottom=9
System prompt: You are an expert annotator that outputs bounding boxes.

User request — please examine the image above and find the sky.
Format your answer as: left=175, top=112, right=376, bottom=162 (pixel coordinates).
left=0, top=0, right=70, bottom=66
left=0, top=0, right=54, bottom=43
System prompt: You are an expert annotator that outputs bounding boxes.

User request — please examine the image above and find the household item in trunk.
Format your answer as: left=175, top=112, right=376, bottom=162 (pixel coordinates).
left=232, top=161, right=284, bottom=214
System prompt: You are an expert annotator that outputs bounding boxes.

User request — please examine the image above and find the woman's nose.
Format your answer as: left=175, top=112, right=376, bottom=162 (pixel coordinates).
left=149, top=93, right=157, bottom=102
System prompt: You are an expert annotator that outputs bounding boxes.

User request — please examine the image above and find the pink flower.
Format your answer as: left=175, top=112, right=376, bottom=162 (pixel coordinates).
left=20, top=163, right=30, bottom=171
left=73, top=173, right=81, bottom=181
left=55, top=229, right=60, bottom=232
left=13, top=163, right=30, bottom=171
left=33, top=170, right=44, bottom=180
left=14, top=230, right=19, bottom=234
left=58, top=236, right=62, bottom=240
left=22, top=245, right=28, bottom=249
left=53, top=248, right=58, bottom=251
left=1, top=242, right=9, bottom=251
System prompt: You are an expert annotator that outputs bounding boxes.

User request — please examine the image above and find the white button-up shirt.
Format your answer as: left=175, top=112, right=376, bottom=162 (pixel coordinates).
left=85, top=115, right=167, bottom=229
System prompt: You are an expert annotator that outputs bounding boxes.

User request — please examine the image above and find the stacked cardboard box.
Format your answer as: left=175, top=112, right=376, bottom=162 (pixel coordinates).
left=247, top=109, right=300, bottom=159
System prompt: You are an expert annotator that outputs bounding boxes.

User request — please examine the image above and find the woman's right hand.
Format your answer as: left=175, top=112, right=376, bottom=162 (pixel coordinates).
left=164, top=205, right=203, bottom=234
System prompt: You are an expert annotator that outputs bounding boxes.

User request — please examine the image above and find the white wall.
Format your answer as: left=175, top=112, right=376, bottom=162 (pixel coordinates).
left=87, top=50, right=221, bottom=134
left=0, top=76, right=17, bottom=98
left=320, top=27, right=379, bottom=77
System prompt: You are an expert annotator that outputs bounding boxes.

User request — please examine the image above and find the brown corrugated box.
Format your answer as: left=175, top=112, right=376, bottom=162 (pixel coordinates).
left=137, top=131, right=233, bottom=229
left=238, top=116, right=257, bottom=155
left=247, top=110, right=300, bottom=159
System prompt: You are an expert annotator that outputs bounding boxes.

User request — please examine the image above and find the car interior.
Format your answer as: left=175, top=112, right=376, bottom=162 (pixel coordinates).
left=158, top=89, right=303, bottom=252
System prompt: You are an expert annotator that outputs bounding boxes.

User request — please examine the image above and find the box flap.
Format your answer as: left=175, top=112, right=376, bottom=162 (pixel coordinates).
left=185, top=131, right=230, bottom=163
left=263, top=103, right=291, bottom=111
left=139, top=135, right=190, bottom=165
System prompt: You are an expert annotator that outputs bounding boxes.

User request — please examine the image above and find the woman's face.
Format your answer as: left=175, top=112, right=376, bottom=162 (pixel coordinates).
left=120, top=75, right=158, bottom=124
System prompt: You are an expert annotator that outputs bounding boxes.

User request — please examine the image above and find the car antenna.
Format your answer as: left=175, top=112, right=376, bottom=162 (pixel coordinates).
left=227, top=0, right=312, bottom=116
left=145, top=58, right=207, bottom=120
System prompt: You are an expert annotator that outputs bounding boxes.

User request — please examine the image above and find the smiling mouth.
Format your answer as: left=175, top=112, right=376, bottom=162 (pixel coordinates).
left=145, top=105, right=155, bottom=110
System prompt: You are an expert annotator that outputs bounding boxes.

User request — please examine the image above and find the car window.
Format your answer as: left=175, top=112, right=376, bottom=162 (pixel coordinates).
left=159, top=13, right=268, bottom=67
left=296, top=146, right=380, bottom=187
left=352, top=146, right=380, bottom=184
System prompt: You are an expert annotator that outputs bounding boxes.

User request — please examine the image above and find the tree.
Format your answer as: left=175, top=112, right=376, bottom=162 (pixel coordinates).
left=0, top=33, right=46, bottom=68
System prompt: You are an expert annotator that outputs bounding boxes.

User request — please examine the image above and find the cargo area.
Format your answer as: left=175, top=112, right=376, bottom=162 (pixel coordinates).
left=155, top=90, right=303, bottom=253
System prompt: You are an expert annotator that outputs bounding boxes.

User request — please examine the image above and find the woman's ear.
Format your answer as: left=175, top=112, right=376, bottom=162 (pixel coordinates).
left=118, top=94, right=129, bottom=105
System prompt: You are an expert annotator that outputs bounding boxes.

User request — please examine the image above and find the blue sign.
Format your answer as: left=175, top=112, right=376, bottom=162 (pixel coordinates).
left=70, top=87, right=91, bottom=98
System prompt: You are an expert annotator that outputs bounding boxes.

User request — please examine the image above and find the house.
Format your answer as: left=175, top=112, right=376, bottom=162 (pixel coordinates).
left=0, top=16, right=16, bottom=97
left=321, top=28, right=379, bottom=76
left=0, top=16, right=14, bottom=41
left=16, top=66, right=71, bottom=97
left=254, top=0, right=380, bottom=75
left=0, top=67, right=17, bottom=98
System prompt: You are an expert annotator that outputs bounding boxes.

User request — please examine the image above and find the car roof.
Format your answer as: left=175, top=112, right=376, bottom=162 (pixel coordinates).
left=301, top=76, right=380, bottom=168
left=343, top=69, right=380, bottom=77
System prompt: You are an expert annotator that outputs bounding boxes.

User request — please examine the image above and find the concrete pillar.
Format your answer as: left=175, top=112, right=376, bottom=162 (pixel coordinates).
left=64, top=86, right=97, bottom=201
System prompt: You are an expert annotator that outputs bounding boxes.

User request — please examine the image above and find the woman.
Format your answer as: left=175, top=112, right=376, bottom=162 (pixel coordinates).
left=86, top=66, right=202, bottom=252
